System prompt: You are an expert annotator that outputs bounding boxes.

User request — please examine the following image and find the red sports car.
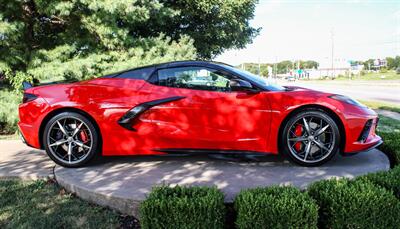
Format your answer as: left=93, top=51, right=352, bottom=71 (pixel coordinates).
left=18, top=61, right=382, bottom=167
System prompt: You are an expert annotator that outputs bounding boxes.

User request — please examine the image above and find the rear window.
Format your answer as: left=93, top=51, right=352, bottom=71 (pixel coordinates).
left=115, top=67, right=155, bottom=80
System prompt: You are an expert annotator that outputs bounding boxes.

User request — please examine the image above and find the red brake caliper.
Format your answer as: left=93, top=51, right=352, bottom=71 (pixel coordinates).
left=294, top=124, right=303, bottom=151
left=80, top=130, right=88, bottom=143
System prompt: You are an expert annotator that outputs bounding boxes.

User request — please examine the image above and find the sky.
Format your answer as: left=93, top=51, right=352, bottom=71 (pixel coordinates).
left=215, top=0, right=400, bottom=65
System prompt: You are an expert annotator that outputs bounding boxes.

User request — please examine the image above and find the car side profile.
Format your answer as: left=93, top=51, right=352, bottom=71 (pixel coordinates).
left=18, top=61, right=382, bottom=167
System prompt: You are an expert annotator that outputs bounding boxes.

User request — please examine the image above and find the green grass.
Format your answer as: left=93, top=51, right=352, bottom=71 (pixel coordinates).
left=0, top=88, right=20, bottom=134
left=348, top=71, right=400, bottom=80
left=0, top=179, right=120, bottom=228
left=360, top=100, right=400, bottom=113
left=308, top=71, right=400, bottom=81
left=0, top=133, right=19, bottom=140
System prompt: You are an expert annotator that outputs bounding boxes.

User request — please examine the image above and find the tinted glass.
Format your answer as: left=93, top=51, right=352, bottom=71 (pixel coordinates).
left=157, top=67, right=232, bottom=92
left=217, top=64, right=285, bottom=91
left=116, top=67, right=155, bottom=80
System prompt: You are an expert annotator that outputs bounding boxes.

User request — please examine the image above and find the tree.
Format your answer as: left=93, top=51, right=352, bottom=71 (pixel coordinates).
left=300, top=60, right=318, bottom=69
left=276, top=60, right=293, bottom=74
left=386, top=56, right=400, bottom=70
left=0, top=0, right=259, bottom=89
left=363, top=59, right=374, bottom=71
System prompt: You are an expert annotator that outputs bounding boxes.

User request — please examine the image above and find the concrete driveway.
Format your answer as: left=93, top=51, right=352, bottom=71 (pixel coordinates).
left=0, top=139, right=390, bottom=216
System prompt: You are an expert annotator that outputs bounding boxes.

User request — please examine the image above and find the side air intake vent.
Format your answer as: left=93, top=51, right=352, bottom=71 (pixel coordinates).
left=358, top=119, right=373, bottom=143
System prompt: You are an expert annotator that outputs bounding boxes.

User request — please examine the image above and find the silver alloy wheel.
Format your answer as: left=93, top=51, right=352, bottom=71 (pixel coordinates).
left=286, top=115, right=335, bottom=163
left=46, top=116, right=93, bottom=165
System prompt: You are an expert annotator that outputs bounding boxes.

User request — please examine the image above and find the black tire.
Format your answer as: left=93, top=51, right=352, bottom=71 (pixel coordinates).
left=281, top=109, right=340, bottom=167
left=43, top=112, right=99, bottom=168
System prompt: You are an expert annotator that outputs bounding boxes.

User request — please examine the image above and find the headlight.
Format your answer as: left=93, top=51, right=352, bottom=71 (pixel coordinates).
left=328, top=94, right=366, bottom=107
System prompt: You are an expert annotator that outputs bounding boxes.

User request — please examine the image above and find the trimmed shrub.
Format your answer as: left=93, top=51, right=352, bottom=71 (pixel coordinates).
left=234, top=186, right=318, bottom=229
left=139, top=185, right=225, bottom=229
left=357, top=165, right=400, bottom=198
left=378, top=131, right=400, bottom=166
left=308, top=178, right=400, bottom=229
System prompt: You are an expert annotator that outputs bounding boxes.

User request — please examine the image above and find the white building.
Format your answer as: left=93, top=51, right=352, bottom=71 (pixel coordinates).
left=311, top=58, right=364, bottom=79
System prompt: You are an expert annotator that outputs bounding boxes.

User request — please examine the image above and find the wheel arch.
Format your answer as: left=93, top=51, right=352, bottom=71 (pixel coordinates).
left=277, top=104, right=346, bottom=154
left=38, top=107, right=102, bottom=151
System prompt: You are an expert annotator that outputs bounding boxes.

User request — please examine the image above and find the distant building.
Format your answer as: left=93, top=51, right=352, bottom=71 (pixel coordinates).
left=305, top=58, right=364, bottom=79
left=372, top=59, right=387, bottom=70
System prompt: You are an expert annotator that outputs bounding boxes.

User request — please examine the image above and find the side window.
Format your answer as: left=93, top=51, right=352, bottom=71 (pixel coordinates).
left=157, top=67, right=232, bottom=92
left=116, top=67, right=155, bottom=80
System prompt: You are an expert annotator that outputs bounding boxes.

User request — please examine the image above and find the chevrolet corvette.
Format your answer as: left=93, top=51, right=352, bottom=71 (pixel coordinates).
left=18, top=61, right=382, bottom=167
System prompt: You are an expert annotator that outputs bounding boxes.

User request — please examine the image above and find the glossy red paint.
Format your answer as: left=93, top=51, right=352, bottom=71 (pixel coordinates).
left=18, top=65, right=381, bottom=158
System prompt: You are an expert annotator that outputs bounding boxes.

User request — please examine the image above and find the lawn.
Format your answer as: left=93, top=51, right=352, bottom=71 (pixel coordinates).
left=360, top=100, right=400, bottom=113
left=304, top=71, right=400, bottom=82
left=350, top=71, right=400, bottom=80
left=0, top=179, right=121, bottom=228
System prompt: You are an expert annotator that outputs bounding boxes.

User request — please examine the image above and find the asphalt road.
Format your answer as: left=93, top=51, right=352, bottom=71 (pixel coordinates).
left=283, top=80, right=400, bottom=104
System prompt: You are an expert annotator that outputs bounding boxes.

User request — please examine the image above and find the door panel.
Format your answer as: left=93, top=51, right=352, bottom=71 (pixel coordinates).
left=142, top=65, right=272, bottom=152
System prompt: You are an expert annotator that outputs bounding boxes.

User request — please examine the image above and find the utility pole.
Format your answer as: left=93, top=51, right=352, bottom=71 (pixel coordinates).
left=331, top=28, right=335, bottom=79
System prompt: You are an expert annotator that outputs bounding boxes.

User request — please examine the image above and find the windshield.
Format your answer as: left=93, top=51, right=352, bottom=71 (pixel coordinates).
left=221, top=64, right=286, bottom=91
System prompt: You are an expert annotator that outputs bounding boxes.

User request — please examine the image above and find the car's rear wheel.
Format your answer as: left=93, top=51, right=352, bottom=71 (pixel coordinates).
left=43, top=112, right=99, bottom=167
left=281, top=109, right=340, bottom=166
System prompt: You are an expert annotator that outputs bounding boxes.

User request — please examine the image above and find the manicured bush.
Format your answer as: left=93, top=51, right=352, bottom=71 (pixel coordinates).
left=357, top=165, right=400, bottom=198
left=378, top=131, right=400, bottom=166
left=139, top=185, right=225, bottom=229
left=308, top=178, right=400, bottom=229
left=234, top=186, right=318, bottom=229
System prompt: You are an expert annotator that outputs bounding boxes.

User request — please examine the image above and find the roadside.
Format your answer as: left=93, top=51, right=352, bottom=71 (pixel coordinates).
left=282, top=80, right=400, bottom=104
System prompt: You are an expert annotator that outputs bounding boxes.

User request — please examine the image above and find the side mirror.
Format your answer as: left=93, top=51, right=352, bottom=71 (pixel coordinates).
left=230, top=79, right=259, bottom=93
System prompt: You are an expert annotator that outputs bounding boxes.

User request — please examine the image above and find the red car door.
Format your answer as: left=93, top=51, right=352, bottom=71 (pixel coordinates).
left=143, top=66, right=272, bottom=153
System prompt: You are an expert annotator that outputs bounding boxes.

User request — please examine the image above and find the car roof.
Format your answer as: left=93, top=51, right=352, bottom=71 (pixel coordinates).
left=102, top=60, right=233, bottom=78
left=158, top=60, right=233, bottom=68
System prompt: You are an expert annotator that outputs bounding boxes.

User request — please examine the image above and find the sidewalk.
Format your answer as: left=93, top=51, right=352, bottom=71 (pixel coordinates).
left=0, top=140, right=55, bottom=180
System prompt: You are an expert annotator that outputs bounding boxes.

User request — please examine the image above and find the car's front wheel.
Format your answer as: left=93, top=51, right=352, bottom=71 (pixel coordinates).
left=281, top=109, right=340, bottom=166
left=43, top=112, right=99, bottom=167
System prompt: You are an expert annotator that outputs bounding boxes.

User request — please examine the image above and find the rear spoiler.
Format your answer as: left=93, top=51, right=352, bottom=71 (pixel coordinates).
left=22, top=79, right=78, bottom=91
left=22, top=81, right=33, bottom=91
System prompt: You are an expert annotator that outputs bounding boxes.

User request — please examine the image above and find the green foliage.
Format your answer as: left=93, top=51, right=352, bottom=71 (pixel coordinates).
left=0, top=0, right=259, bottom=90
left=379, top=67, right=388, bottom=73
left=139, top=185, right=225, bottom=229
left=234, top=186, right=318, bottom=229
left=375, top=116, right=400, bottom=166
left=357, top=166, right=400, bottom=199
left=0, top=179, right=119, bottom=228
left=308, top=178, right=400, bottom=229
left=0, top=88, right=19, bottom=134
left=239, top=60, right=319, bottom=76
left=379, top=131, right=400, bottom=165
left=386, top=56, right=400, bottom=70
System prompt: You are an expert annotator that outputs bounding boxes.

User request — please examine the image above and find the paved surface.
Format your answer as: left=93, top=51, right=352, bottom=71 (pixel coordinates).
left=376, top=109, right=400, bottom=121
left=55, top=149, right=389, bottom=216
left=284, top=80, right=400, bottom=103
left=0, top=140, right=55, bottom=180
left=0, top=140, right=391, bottom=217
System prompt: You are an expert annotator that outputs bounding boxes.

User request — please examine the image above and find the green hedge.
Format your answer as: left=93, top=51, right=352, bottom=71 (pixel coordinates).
left=378, top=131, right=400, bottom=166
left=357, top=165, right=400, bottom=198
left=234, top=186, right=318, bottom=229
left=308, top=178, right=400, bottom=229
left=139, top=185, right=225, bottom=229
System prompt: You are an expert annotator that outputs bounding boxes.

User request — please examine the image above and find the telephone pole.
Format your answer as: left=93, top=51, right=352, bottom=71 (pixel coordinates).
left=331, top=28, right=335, bottom=79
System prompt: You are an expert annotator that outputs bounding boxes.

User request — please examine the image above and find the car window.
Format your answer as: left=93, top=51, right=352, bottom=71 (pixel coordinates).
left=115, top=67, right=155, bottom=80
left=156, top=67, right=232, bottom=92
